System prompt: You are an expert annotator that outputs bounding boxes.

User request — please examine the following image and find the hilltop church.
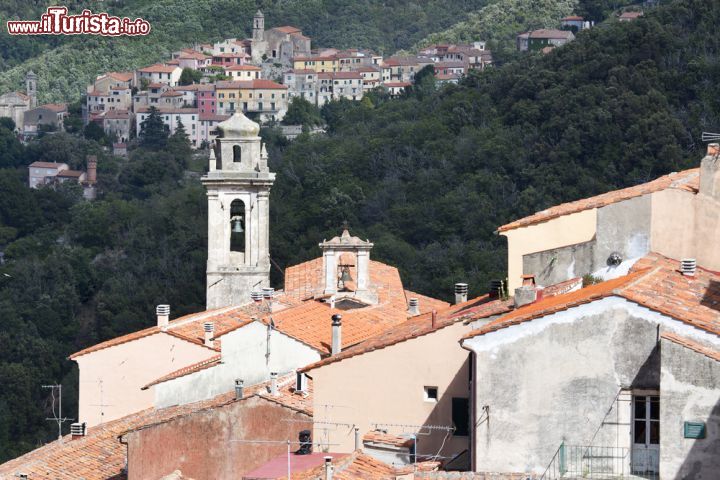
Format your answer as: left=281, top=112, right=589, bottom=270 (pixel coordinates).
left=0, top=71, right=37, bottom=129
left=249, top=10, right=311, bottom=64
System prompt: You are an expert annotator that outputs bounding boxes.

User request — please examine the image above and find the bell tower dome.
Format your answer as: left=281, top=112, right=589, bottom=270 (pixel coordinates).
left=202, top=112, right=274, bottom=309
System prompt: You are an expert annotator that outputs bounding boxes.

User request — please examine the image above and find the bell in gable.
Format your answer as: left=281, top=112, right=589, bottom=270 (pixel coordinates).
left=231, top=215, right=244, bottom=233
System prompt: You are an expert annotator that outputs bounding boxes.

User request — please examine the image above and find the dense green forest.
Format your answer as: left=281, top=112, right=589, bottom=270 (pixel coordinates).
left=0, top=0, right=495, bottom=103
left=1, top=0, right=719, bottom=463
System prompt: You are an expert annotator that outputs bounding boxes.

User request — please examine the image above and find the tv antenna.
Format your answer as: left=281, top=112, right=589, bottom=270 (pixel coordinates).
left=89, top=379, right=113, bottom=422
left=42, top=384, right=72, bottom=441
left=701, top=132, right=720, bottom=142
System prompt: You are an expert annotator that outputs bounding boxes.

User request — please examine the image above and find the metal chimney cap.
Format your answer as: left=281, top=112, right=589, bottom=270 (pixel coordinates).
left=454, top=283, right=469, bottom=293
left=156, top=304, right=170, bottom=315
left=408, top=298, right=419, bottom=306
left=331, top=314, right=342, bottom=325
left=203, top=322, right=214, bottom=332
left=235, top=379, right=244, bottom=386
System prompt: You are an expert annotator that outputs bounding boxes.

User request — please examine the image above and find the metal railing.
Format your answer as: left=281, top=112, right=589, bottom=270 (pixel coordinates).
left=541, top=443, right=659, bottom=479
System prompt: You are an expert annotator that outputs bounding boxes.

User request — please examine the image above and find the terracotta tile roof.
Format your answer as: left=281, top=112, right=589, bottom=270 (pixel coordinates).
left=497, top=169, right=699, bottom=232
left=362, top=430, right=414, bottom=448
left=37, top=103, right=67, bottom=112
left=301, top=296, right=513, bottom=372
left=216, top=80, right=287, bottom=90
left=329, top=72, right=362, bottom=80
left=135, top=107, right=199, bottom=114
left=619, top=11, right=644, bottom=19
left=87, top=90, right=107, bottom=97
left=562, top=15, right=585, bottom=21
left=142, top=354, right=222, bottom=389
left=0, top=375, right=311, bottom=480
left=29, top=161, right=66, bottom=169
left=463, top=253, right=720, bottom=341
left=661, top=331, right=720, bottom=362
left=56, top=170, right=84, bottom=178
left=244, top=453, right=350, bottom=480
left=404, top=290, right=450, bottom=314
left=384, top=82, right=411, bottom=87
left=288, top=450, right=402, bottom=480
left=529, top=29, right=574, bottom=39
left=226, top=64, right=262, bottom=71
left=287, top=69, right=317, bottom=75
left=103, top=110, right=132, bottom=120
left=138, top=64, right=179, bottom=73
left=107, top=71, right=134, bottom=82
left=382, top=56, right=422, bottom=67
left=160, top=90, right=184, bottom=97
left=272, top=26, right=302, bottom=34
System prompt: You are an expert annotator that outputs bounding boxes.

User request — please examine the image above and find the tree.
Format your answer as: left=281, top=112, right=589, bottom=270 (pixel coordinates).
left=167, top=119, right=192, bottom=168
left=83, top=121, right=105, bottom=142
left=282, top=97, right=324, bottom=126
left=179, top=68, right=202, bottom=86
left=139, top=106, right=169, bottom=150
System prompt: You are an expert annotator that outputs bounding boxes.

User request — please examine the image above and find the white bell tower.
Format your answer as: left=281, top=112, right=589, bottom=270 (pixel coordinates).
left=202, top=112, right=274, bottom=309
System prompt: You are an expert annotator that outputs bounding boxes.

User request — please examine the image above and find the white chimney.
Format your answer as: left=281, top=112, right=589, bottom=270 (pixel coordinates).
left=454, top=283, right=468, bottom=304
left=156, top=304, right=170, bottom=328
left=270, top=372, right=279, bottom=396
left=296, top=371, right=307, bottom=393
left=331, top=314, right=342, bottom=355
left=324, top=456, right=334, bottom=480
left=203, top=322, right=214, bottom=347
left=70, top=422, right=86, bottom=439
left=681, top=258, right=697, bottom=277
left=235, top=379, right=244, bottom=399
left=407, top=297, right=420, bottom=316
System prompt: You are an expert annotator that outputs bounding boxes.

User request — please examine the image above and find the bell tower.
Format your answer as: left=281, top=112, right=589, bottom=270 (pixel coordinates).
left=253, top=10, right=265, bottom=42
left=202, top=112, right=274, bottom=309
left=25, top=71, right=37, bottom=108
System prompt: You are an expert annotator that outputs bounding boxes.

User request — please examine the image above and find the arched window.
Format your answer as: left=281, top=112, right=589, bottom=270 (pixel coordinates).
left=230, top=199, right=245, bottom=252
left=233, top=145, right=242, bottom=163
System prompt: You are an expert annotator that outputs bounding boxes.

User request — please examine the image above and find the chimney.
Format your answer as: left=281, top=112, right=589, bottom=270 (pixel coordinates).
left=86, top=155, right=97, bottom=184
left=700, top=143, right=720, bottom=200
left=331, top=314, right=342, bottom=355
left=522, top=274, right=536, bottom=287
left=431, top=309, right=437, bottom=328
left=70, top=422, right=86, bottom=440
left=270, top=372, right=279, bottom=396
left=251, top=291, right=263, bottom=303
left=203, top=322, right=214, bottom=347
left=296, top=371, right=307, bottom=393
left=329, top=295, right=336, bottom=309
left=209, top=146, right=216, bottom=172
left=324, top=456, right=334, bottom=480
left=235, top=379, right=244, bottom=399
left=156, top=304, right=170, bottom=328
left=681, top=258, right=697, bottom=277
left=407, top=297, right=420, bottom=316
left=454, top=283, right=468, bottom=304
left=514, top=285, right=537, bottom=308
left=489, top=280, right=504, bottom=299
left=354, top=427, right=361, bottom=450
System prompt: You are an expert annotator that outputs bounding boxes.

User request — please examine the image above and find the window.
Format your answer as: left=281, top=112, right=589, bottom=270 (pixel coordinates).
left=258, top=102, right=264, bottom=111
left=424, top=386, right=438, bottom=402
left=452, top=398, right=469, bottom=436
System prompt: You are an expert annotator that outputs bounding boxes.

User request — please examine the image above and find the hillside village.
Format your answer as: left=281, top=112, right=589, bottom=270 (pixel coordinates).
left=0, top=106, right=718, bottom=479
left=0, top=2, right=718, bottom=479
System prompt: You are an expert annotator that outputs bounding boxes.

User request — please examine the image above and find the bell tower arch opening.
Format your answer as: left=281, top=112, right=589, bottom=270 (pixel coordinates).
left=230, top=199, right=246, bottom=253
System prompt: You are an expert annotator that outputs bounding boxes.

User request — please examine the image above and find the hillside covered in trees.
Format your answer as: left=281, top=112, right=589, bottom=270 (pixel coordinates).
left=1, top=0, right=719, bottom=462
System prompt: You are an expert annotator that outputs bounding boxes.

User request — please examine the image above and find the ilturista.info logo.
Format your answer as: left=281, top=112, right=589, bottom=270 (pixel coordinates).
left=7, top=7, right=151, bottom=36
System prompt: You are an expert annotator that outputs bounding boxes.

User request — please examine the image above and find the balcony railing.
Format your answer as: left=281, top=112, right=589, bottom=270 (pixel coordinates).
left=541, top=443, right=659, bottom=480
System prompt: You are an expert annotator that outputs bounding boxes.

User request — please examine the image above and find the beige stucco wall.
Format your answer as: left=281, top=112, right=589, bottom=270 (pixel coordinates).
left=650, top=188, right=720, bottom=272
left=308, top=321, right=474, bottom=459
left=502, top=209, right=597, bottom=291
left=75, top=333, right=214, bottom=427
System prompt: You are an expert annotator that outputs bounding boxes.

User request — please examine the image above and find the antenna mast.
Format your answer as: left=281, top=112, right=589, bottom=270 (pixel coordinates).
left=42, top=384, right=72, bottom=441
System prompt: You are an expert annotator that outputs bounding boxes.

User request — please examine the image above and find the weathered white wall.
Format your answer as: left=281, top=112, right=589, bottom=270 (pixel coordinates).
left=463, top=296, right=720, bottom=474
left=155, top=321, right=320, bottom=407
left=659, top=338, right=720, bottom=479
left=76, top=333, right=213, bottom=427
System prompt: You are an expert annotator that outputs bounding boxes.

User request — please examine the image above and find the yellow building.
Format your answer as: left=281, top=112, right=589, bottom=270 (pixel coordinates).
left=216, top=79, right=289, bottom=121
left=292, top=55, right=339, bottom=73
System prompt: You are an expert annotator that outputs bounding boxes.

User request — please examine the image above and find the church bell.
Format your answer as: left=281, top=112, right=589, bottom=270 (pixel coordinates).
left=231, top=215, right=244, bottom=233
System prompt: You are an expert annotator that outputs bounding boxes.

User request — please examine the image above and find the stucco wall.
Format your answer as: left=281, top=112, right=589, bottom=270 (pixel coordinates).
left=125, top=395, right=312, bottom=480
left=522, top=195, right=651, bottom=287
left=76, top=333, right=213, bottom=427
left=308, top=321, right=475, bottom=459
left=155, top=321, right=320, bottom=408
left=463, top=297, right=720, bottom=474
left=659, top=338, right=720, bottom=479
left=650, top=188, right=696, bottom=263
left=502, top=209, right=597, bottom=292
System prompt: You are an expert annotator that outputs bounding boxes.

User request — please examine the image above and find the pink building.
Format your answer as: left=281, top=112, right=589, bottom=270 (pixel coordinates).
left=197, top=84, right=216, bottom=114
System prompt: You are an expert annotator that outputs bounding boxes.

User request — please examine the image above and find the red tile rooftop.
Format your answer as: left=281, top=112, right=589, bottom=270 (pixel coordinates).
left=243, top=453, right=350, bottom=480
left=497, top=168, right=699, bottom=232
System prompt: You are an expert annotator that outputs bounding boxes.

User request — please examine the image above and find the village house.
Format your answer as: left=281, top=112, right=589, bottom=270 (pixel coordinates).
left=250, top=11, right=311, bottom=64
left=0, top=71, right=37, bottom=128
left=133, top=82, right=171, bottom=108
left=135, top=107, right=200, bottom=147
left=90, top=71, right=134, bottom=93
left=28, top=157, right=97, bottom=199
left=356, top=65, right=382, bottom=91
left=22, top=103, right=67, bottom=136
left=215, top=79, right=288, bottom=121
left=293, top=55, right=340, bottom=73
left=172, top=48, right=213, bottom=70
left=619, top=11, right=644, bottom=22
left=224, top=64, right=263, bottom=80
left=0, top=375, right=313, bottom=480
left=560, top=15, right=591, bottom=31
left=381, top=56, right=434, bottom=83
left=461, top=144, right=720, bottom=478
left=317, top=72, right=364, bottom=105
left=102, top=109, right=133, bottom=143
left=197, top=84, right=217, bottom=114
left=136, top=64, right=182, bottom=87
left=211, top=52, right=250, bottom=68
left=211, top=38, right=251, bottom=56
left=385, top=82, right=411, bottom=97
left=283, top=69, right=319, bottom=102
left=172, top=84, right=200, bottom=108
left=517, top=29, right=575, bottom=52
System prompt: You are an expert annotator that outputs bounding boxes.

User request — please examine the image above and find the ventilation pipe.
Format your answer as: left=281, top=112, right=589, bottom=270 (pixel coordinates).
left=156, top=304, right=170, bottom=328
left=407, top=297, right=420, bottom=316
left=70, top=422, right=86, bottom=440
left=681, top=258, right=697, bottom=277
left=354, top=427, right=361, bottom=450
left=203, top=322, right=214, bottom=347
left=296, top=371, right=307, bottom=393
left=235, top=379, right=244, bottom=400
left=331, top=314, right=342, bottom=355
left=270, top=372, right=279, bottom=396
left=454, top=283, right=468, bottom=304
left=324, top=457, right=334, bottom=480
